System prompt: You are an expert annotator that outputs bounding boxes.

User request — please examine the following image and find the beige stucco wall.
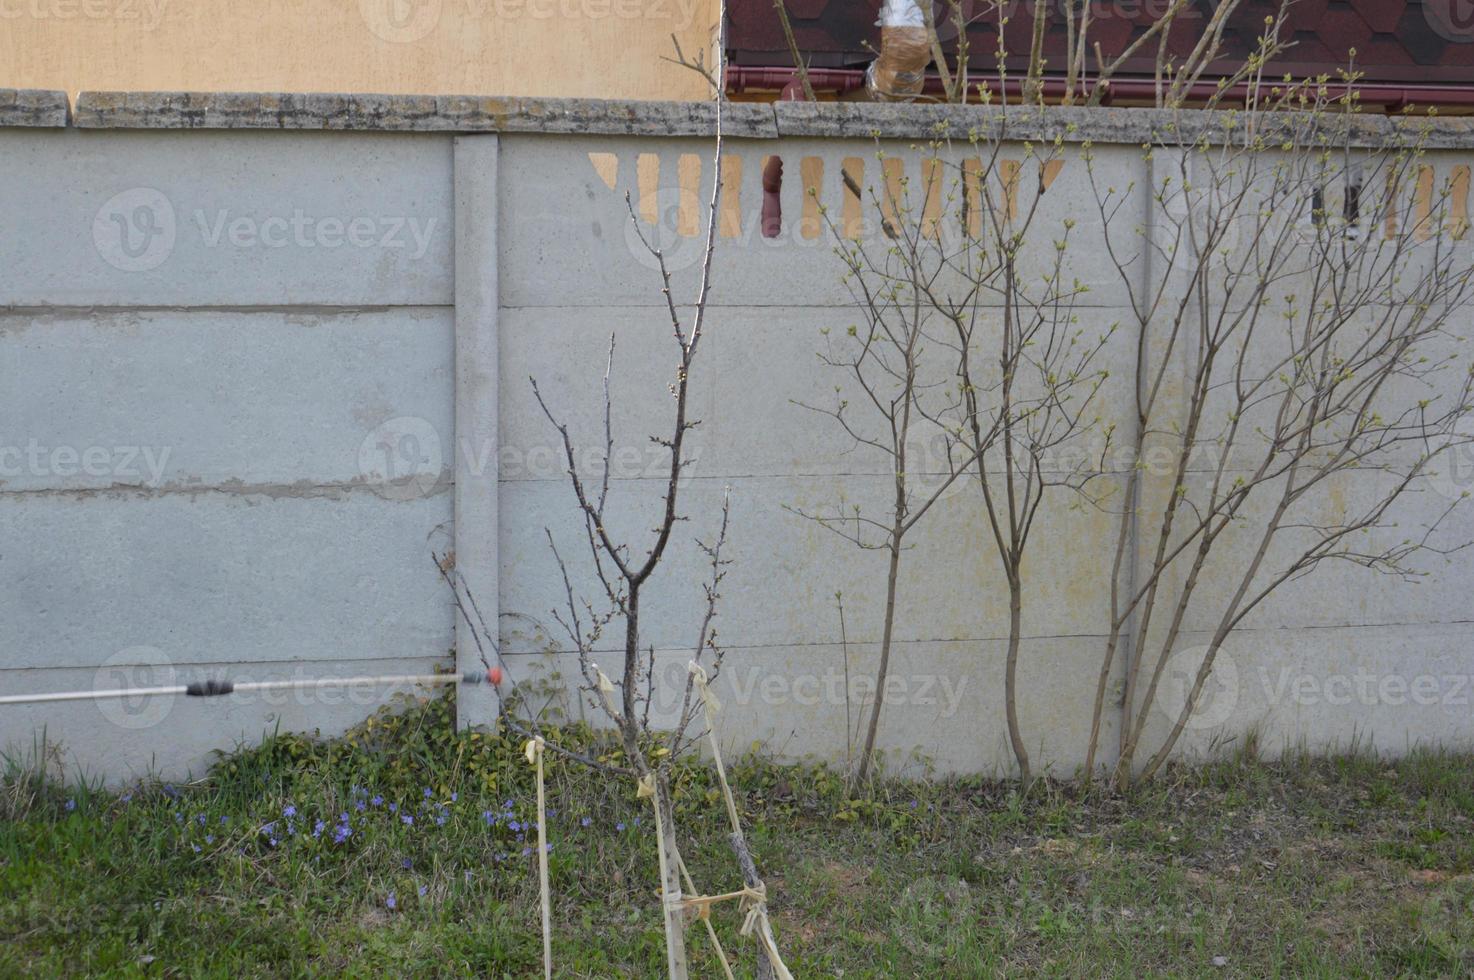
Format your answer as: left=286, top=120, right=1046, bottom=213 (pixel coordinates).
left=0, top=0, right=718, bottom=101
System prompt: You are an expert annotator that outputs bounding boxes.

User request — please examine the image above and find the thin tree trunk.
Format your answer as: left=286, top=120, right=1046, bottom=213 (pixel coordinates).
left=728, top=831, right=778, bottom=980
left=856, top=530, right=903, bottom=784
left=1004, top=569, right=1031, bottom=784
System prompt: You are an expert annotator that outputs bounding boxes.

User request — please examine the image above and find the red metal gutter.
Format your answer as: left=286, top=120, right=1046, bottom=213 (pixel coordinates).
left=727, top=66, right=1474, bottom=111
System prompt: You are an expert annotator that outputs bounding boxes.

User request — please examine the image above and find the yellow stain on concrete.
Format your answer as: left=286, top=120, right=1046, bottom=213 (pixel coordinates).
left=962, top=158, right=984, bottom=237
left=677, top=153, right=702, bottom=237
left=1040, top=158, right=1065, bottom=192
left=800, top=155, right=825, bottom=240
left=637, top=153, right=660, bottom=225
left=1413, top=165, right=1436, bottom=242
left=921, top=158, right=943, bottom=240
left=720, top=154, right=743, bottom=239
left=588, top=152, right=619, bottom=190
left=998, top=159, right=1022, bottom=224
left=1449, top=166, right=1470, bottom=240
left=882, top=157, right=906, bottom=234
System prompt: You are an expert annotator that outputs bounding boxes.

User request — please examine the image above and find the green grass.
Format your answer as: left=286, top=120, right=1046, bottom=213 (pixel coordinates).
left=2, top=695, right=1472, bottom=977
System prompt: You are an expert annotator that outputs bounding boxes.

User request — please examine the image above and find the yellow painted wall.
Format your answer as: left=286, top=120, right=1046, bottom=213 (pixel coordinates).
left=0, top=0, right=718, bottom=101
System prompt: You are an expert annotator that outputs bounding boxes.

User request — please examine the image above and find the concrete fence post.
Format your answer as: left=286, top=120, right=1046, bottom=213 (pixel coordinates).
left=453, top=134, right=502, bottom=730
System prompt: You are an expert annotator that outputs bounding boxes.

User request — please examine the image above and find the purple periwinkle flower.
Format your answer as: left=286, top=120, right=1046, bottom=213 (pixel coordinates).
left=401, top=815, right=414, bottom=826
left=371, top=795, right=383, bottom=807
left=205, top=835, right=214, bottom=844
left=402, top=858, right=413, bottom=870
left=386, top=893, right=396, bottom=910
left=64, top=799, right=76, bottom=812
left=616, top=822, right=626, bottom=832
left=313, top=820, right=326, bottom=838
left=580, top=817, right=592, bottom=828
left=283, top=805, right=297, bottom=818
left=418, top=885, right=427, bottom=898
left=334, top=825, right=351, bottom=844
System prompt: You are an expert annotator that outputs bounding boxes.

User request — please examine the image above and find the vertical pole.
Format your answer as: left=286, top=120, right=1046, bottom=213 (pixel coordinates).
left=452, top=135, right=502, bottom=730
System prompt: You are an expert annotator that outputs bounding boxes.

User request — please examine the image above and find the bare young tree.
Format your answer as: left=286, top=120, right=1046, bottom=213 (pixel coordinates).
left=445, top=13, right=791, bottom=974
left=1082, top=66, right=1474, bottom=786
left=799, top=110, right=1115, bottom=783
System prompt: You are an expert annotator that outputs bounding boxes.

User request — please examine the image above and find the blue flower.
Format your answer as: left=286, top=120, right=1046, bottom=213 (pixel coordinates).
left=64, top=799, right=76, bottom=812
left=385, top=893, right=396, bottom=910
left=283, top=805, right=297, bottom=818
left=313, top=820, right=326, bottom=838
left=580, top=817, right=592, bottom=828
left=333, top=825, right=351, bottom=844
left=450, top=793, right=458, bottom=803
left=402, top=858, right=413, bottom=870
left=371, top=795, right=383, bottom=807
left=616, top=822, right=626, bottom=832
left=389, top=803, right=398, bottom=814
left=205, top=835, right=214, bottom=844
left=401, top=814, right=414, bottom=826
left=483, top=811, right=495, bottom=825
left=417, top=885, right=428, bottom=898
left=191, top=843, right=201, bottom=853
left=423, top=788, right=433, bottom=799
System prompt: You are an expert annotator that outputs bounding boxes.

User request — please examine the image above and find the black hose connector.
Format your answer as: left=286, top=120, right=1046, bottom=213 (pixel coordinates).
left=185, top=679, right=235, bottom=697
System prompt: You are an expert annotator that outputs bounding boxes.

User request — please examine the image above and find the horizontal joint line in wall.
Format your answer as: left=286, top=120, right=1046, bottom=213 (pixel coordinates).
left=501, top=620, right=1474, bottom=657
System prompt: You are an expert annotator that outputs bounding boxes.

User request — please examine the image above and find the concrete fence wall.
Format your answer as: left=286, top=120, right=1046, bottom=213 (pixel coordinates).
left=3, top=90, right=1473, bottom=783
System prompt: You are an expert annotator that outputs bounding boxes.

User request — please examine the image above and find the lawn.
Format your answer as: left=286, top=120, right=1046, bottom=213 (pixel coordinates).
left=2, top=694, right=1472, bottom=977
